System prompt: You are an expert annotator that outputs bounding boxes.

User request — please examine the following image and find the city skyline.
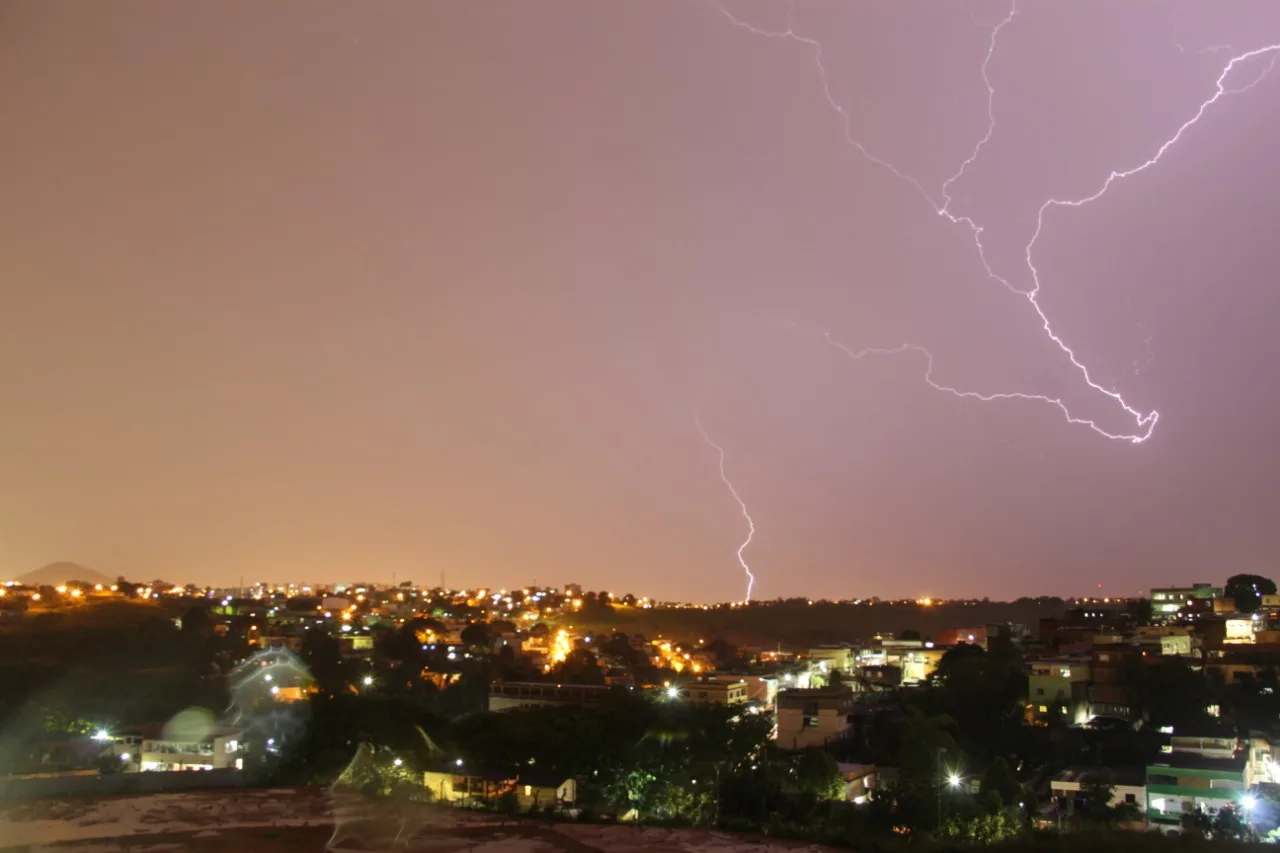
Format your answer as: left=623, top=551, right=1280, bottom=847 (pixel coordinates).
left=4, top=1, right=1280, bottom=602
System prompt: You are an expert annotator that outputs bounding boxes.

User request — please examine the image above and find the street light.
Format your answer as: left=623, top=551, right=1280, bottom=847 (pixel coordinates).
left=949, top=773, right=962, bottom=789
left=1241, top=794, right=1259, bottom=841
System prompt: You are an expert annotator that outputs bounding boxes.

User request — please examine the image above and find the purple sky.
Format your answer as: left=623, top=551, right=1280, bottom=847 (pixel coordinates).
left=3, top=1, right=1280, bottom=602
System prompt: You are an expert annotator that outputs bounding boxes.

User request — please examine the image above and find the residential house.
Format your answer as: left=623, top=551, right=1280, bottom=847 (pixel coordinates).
left=858, top=664, right=902, bottom=690
left=1088, top=644, right=1143, bottom=722
left=257, top=633, right=303, bottom=653
left=742, top=675, right=778, bottom=709
left=1164, top=724, right=1239, bottom=759
left=936, top=628, right=987, bottom=648
left=1146, top=753, right=1252, bottom=831
left=808, top=646, right=855, bottom=675
left=1050, top=767, right=1145, bottom=824
left=516, top=773, right=577, bottom=811
left=422, top=768, right=514, bottom=804
left=838, top=763, right=877, bottom=804
left=682, top=678, right=749, bottom=705
left=898, top=647, right=946, bottom=685
left=338, top=634, right=374, bottom=658
left=139, top=726, right=244, bottom=772
left=1204, top=645, right=1280, bottom=685
left=776, top=686, right=855, bottom=750
left=1224, top=617, right=1258, bottom=645
left=1132, top=626, right=1195, bottom=657
left=1247, top=732, right=1280, bottom=785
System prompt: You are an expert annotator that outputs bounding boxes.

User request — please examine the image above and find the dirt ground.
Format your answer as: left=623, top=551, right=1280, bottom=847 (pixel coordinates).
left=0, top=788, right=838, bottom=853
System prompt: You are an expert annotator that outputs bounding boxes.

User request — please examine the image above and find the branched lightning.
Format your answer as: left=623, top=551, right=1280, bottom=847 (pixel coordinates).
left=695, top=411, right=757, bottom=602
left=712, top=0, right=1280, bottom=444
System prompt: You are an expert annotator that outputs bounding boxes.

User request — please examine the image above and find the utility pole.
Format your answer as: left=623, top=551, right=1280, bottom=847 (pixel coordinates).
left=714, top=762, right=722, bottom=826
left=936, top=747, right=948, bottom=828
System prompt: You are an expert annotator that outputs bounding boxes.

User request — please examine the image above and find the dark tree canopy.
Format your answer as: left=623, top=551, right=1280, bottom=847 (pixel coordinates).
left=459, top=622, right=491, bottom=647
left=1225, top=574, right=1276, bottom=613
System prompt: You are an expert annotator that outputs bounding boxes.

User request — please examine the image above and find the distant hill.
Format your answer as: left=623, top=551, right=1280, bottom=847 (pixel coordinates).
left=17, top=561, right=115, bottom=587
left=573, top=598, right=1069, bottom=648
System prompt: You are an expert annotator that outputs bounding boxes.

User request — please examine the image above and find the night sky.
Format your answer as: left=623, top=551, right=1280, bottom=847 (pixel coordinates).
left=3, top=1, right=1280, bottom=602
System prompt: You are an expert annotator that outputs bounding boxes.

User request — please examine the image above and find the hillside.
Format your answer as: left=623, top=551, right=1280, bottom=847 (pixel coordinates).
left=568, top=598, right=1067, bottom=647
left=0, top=598, right=174, bottom=637
left=16, top=562, right=114, bottom=587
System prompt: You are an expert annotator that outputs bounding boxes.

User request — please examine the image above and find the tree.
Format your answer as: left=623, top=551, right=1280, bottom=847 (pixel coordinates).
left=301, top=629, right=350, bottom=695
left=1212, top=805, right=1249, bottom=841
left=553, top=648, right=605, bottom=685
left=1181, top=809, right=1212, bottom=837
left=180, top=605, right=213, bottom=635
left=459, top=622, right=490, bottom=647
left=939, top=809, right=1021, bottom=844
left=1225, top=574, right=1276, bottom=613
left=601, top=633, right=642, bottom=668
left=1137, top=657, right=1211, bottom=729
left=1079, top=774, right=1120, bottom=825
left=931, top=643, right=986, bottom=684
left=893, top=707, right=960, bottom=829
left=924, top=642, right=1026, bottom=763
left=978, top=757, right=1020, bottom=813
left=1127, top=597, right=1153, bottom=625
left=795, top=750, right=844, bottom=800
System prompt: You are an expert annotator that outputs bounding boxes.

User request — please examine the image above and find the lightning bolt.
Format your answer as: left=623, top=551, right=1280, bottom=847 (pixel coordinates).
left=711, top=1, right=1280, bottom=444
left=695, top=411, right=757, bottom=602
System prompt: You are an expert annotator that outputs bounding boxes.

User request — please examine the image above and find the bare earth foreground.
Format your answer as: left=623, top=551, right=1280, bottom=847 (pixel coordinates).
left=0, top=788, right=840, bottom=853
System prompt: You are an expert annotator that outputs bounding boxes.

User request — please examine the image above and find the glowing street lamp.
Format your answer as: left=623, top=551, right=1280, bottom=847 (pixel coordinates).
left=948, top=774, right=962, bottom=789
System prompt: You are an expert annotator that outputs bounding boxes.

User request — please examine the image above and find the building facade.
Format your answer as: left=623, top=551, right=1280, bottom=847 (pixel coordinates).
left=487, top=681, right=621, bottom=712
left=776, top=687, right=855, bottom=750
left=1146, top=754, right=1251, bottom=831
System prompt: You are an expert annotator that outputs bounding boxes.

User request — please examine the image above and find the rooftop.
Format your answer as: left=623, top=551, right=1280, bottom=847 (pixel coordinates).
left=1053, top=766, right=1145, bottom=787
left=1149, top=752, right=1247, bottom=773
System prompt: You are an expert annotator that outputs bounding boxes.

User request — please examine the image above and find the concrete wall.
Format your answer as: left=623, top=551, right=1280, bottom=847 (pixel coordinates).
left=0, top=768, right=245, bottom=803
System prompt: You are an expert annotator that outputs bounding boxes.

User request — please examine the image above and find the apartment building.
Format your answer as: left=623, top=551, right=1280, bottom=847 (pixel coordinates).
left=487, top=681, right=622, bottom=712
left=1150, top=584, right=1221, bottom=621
left=1028, top=657, right=1091, bottom=725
